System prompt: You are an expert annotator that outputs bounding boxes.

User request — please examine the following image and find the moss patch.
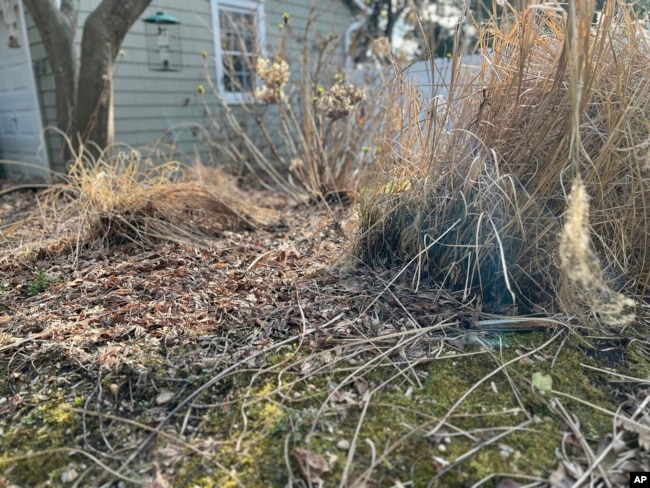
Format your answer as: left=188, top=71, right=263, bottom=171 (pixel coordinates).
left=1, top=327, right=644, bottom=487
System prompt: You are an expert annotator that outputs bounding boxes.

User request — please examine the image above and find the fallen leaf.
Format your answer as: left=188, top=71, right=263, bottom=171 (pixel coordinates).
left=292, top=447, right=330, bottom=484
left=617, top=415, right=650, bottom=450
left=60, top=465, right=78, bottom=483
left=301, top=360, right=314, bottom=373
left=353, top=377, right=369, bottom=396
left=156, top=444, right=185, bottom=467
left=344, top=473, right=379, bottom=488
left=548, top=461, right=577, bottom=488
left=8, top=394, right=22, bottom=415
left=155, top=391, right=175, bottom=405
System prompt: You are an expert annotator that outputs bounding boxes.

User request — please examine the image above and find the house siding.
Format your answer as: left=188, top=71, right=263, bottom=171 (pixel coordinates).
left=81, top=0, right=213, bottom=167
left=24, top=6, right=60, bottom=171
left=265, top=0, right=353, bottom=78
left=26, top=0, right=354, bottom=172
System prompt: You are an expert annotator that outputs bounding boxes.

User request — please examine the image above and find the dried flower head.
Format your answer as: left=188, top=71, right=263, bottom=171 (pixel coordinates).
left=289, top=158, right=304, bottom=171
left=255, top=87, right=284, bottom=104
left=314, top=82, right=366, bottom=120
left=330, top=82, right=365, bottom=105
left=370, top=36, right=391, bottom=58
left=254, top=58, right=290, bottom=104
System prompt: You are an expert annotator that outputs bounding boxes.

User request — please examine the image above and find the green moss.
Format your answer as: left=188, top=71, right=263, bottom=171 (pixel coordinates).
left=0, top=394, right=83, bottom=486
left=43, top=402, right=74, bottom=424
left=622, top=344, right=650, bottom=379
left=191, top=476, right=218, bottom=488
left=236, top=332, right=619, bottom=485
left=0, top=350, right=171, bottom=486
left=1, top=327, right=643, bottom=487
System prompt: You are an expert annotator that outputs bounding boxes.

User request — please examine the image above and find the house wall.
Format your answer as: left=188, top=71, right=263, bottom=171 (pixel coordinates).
left=26, top=0, right=354, bottom=173
left=264, top=0, right=353, bottom=66
left=24, top=6, right=59, bottom=171
left=78, top=0, right=213, bottom=169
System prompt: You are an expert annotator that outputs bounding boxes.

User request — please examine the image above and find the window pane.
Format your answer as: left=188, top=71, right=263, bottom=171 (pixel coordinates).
left=222, top=55, right=254, bottom=92
left=219, top=7, right=257, bottom=93
left=219, top=9, right=255, bottom=53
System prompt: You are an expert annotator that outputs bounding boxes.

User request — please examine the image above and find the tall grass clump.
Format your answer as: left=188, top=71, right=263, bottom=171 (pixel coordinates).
left=1, top=143, right=278, bottom=253
left=358, top=0, right=649, bottom=323
left=198, top=4, right=394, bottom=203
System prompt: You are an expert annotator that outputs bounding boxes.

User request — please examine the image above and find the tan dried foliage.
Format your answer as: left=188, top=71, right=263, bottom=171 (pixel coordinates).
left=559, top=177, right=636, bottom=326
left=4, top=150, right=279, bottom=251
left=292, top=447, right=330, bottom=484
left=358, top=0, right=650, bottom=317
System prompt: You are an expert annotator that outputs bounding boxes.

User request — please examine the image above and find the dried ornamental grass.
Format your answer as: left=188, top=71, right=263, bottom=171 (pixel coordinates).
left=8, top=149, right=280, bottom=250
left=357, top=0, right=650, bottom=318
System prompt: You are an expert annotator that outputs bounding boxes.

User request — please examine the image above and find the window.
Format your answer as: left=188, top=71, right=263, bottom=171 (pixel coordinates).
left=212, top=0, right=265, bottom=103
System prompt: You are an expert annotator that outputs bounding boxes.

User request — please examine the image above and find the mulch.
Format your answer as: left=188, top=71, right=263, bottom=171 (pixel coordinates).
left=0, top=183, right=370, bottom=367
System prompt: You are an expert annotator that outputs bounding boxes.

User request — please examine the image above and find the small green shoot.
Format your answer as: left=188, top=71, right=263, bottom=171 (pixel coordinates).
left=26, top=270, right=55, bottom=296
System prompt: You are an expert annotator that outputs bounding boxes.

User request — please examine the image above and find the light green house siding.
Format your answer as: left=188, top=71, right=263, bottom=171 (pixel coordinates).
left=26, top=0, right=355, bottom=174
left=24, top=6, right=58, bottom=168
left=264, top=0, right=354, bottom=62
left=70, top=0, right=214, bottom=172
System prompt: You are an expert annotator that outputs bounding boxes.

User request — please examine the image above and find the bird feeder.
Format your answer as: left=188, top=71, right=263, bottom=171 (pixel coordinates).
left=143, top=12, right=182, bottom=71
left=1, top=0, right=21, bottom=48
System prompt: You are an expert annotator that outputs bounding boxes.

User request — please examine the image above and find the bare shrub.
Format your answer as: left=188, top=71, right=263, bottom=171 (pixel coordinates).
left=198, top=5, right=392, bottom=203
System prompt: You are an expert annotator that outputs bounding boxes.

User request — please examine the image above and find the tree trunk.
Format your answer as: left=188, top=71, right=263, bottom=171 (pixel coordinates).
left=23, top=0, right=78, bottom=142
left=75, top=0, right=152, bottom=156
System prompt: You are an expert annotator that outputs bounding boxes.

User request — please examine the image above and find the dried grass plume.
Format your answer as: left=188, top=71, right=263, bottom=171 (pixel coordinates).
left=559, top=177, right=636, bottom=326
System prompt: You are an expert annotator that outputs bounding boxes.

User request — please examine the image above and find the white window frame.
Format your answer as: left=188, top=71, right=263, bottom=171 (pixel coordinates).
left=211, top=0, right=265, bottom=105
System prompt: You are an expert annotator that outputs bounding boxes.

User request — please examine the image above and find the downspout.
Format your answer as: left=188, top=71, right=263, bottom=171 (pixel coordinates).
left=344, top=0, right=372, bottom=70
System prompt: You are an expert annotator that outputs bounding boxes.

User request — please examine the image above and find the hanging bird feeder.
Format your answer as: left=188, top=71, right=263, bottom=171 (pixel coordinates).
left=1, top=0, right=21, bottom=48
left=143, top=12, right=182, bottom=71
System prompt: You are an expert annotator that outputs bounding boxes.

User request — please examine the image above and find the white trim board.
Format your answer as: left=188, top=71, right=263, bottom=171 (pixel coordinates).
left=0, top=0, right=50, bottom=179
